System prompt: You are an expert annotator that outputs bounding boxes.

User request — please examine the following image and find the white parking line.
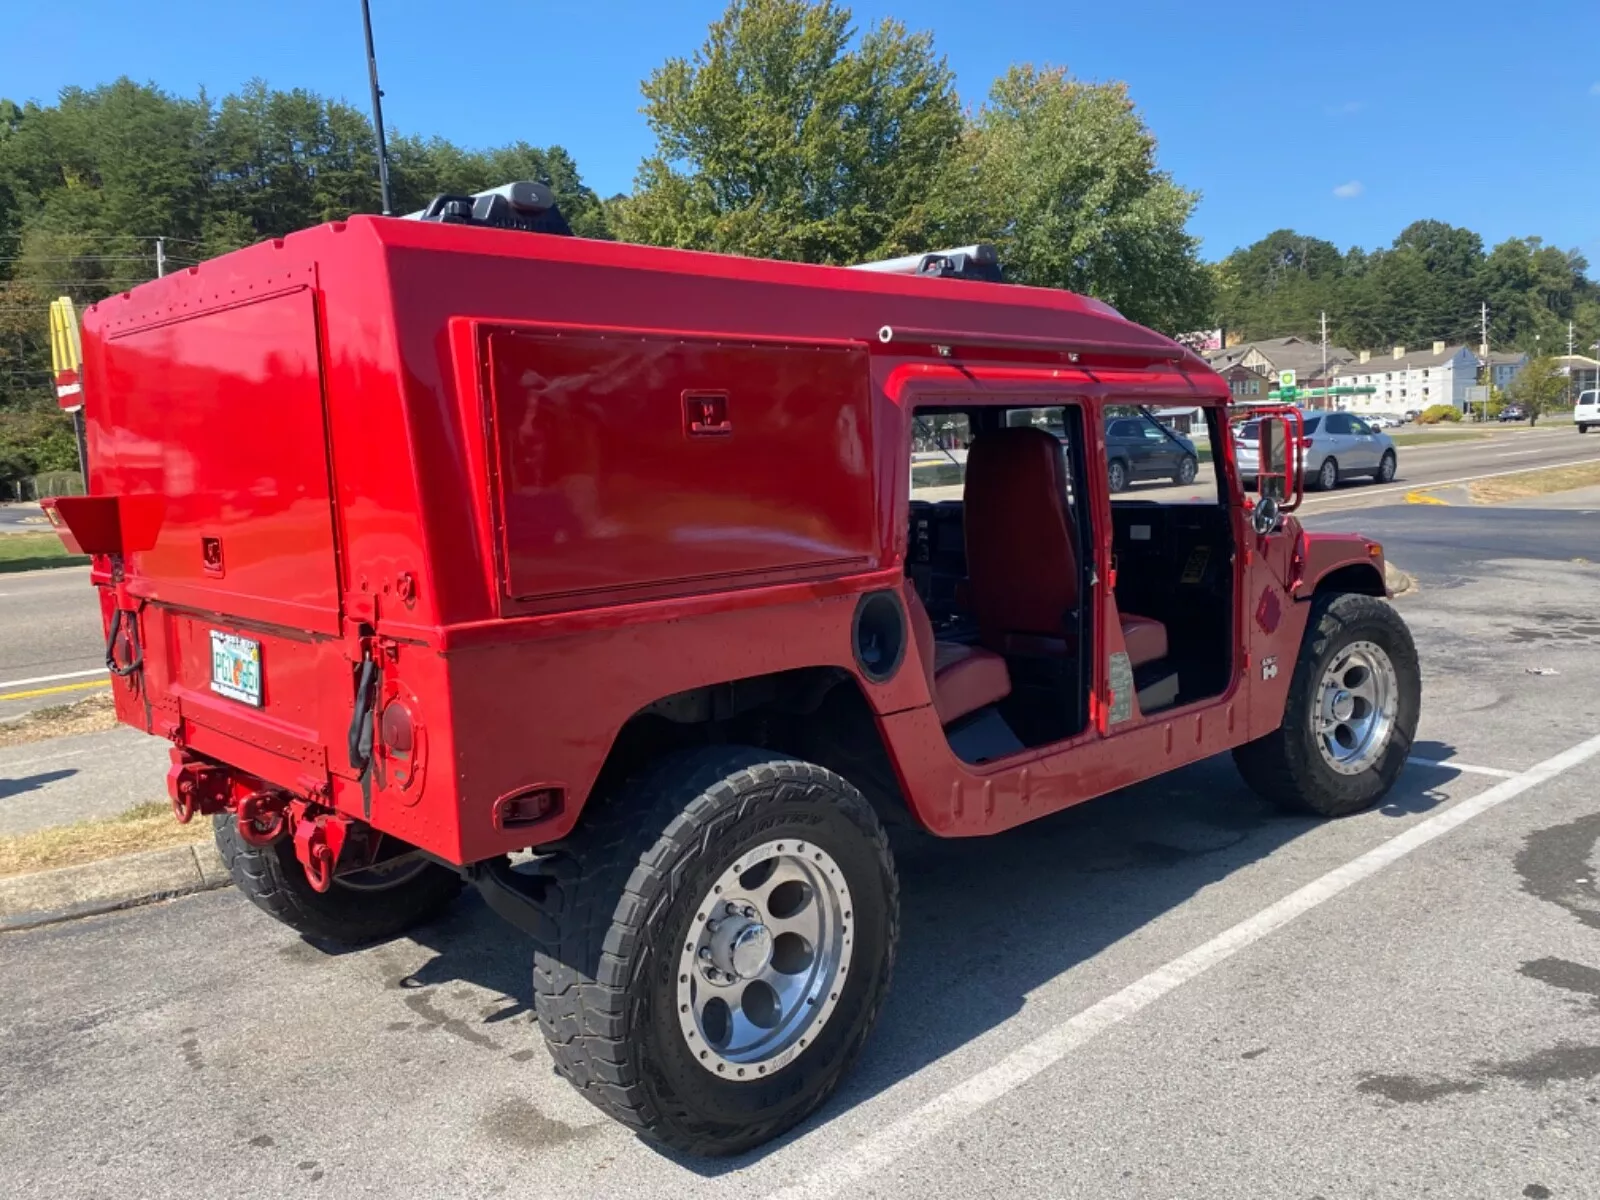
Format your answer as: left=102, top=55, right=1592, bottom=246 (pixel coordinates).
left=0, top=668, right=106, bottom=691
left=765, top=731, right=1600, bottom=1200
left=1406, top=756, right=1520, bottom=779
left=1301, top=455, right=1600, bottom=512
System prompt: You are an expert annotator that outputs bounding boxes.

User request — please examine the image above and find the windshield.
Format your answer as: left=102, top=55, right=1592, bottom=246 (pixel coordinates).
left=1239, top=416, right=1319, bottom=439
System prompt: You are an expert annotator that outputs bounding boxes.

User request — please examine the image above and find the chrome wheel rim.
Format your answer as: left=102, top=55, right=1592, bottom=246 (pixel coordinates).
left=1109, top=462, right=1126, bottom=491
left=1320, top=459, right=1337, bottom=489
left=677, top=839, right=852, bottom=1078
left=1313, top=640, right=1398, bottom=774
left=1178, top=457, right=1197, bottom=484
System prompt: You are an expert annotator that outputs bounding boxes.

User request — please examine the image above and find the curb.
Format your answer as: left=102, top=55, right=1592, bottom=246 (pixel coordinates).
left=0, top=841, right=231, bottom=933
left=1385, top=561, right=1416, bottom=598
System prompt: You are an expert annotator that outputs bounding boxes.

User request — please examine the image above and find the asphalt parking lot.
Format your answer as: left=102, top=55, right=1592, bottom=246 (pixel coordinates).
left=2, top=501, right=1598, bottom=1200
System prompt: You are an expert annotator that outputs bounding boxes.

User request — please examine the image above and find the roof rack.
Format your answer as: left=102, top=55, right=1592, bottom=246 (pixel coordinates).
left=406, top=181, right=572, bottom=236
left=849, top=244, right=1003, bottom=283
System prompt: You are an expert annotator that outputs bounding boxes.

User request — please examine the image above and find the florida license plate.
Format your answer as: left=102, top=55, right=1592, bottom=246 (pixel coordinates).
left=210, top=631, right=262, bottom=706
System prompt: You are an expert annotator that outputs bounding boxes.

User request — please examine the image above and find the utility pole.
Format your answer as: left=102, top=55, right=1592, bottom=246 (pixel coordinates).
left=1480, top=301, right=1490, bottom=423
left=1568, top=320, right=1575, bottom=405
left=155, top=237, right=166, bottom=278
left=360, top=0, right=394, bottom=215
left=1320, top=310, right=1329, bottom=410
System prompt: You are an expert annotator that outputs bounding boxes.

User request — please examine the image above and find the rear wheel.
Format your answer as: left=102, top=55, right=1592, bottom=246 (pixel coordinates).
left=1107, top=458, right=1129, bottom=493
left=1175, top=455, right=1198, bottom=485
left=1580, top=424, right=1591, bottom=434
left=214, top=817, right=462, bottom=945
left=1313, top=457, right=1339, bottom=491
left=529, top=747, right=898, bottom=1155
left=1234, top=592, right=1419, bottom=817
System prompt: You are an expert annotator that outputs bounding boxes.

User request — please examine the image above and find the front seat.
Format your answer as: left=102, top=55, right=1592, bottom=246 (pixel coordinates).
left=904, top=584, right=1011, bottom=725
left=963, top=426, right=1170, bottom=671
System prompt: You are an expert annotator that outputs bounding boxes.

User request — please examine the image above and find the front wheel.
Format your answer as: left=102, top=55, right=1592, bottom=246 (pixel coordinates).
left=1234, top=592, right=1420, bottom=817
left=1107, top=458, right=1129, bottom=493
left=214, top=817, right=463, bottom=945
left=1375, top=451, right=1397, bottom=483
left=1313, top=457, right=1340, bottom=491
left=1175, top=455, right=1198, bottom=485
left=529, top=747, right=898, bottom=1155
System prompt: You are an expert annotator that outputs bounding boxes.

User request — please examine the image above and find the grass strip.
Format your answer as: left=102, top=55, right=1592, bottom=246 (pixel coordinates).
left=0, top=531, right=88, bottom=573
left=1469, top=460, right=1600, bottom=504
left=0, top=692, right=118, bottom=748
left=0, top=801, right=206, bottom=878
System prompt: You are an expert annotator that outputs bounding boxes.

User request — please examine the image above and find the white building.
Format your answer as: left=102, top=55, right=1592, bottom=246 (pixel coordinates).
left=1338, top=342, right=1478, bottom=413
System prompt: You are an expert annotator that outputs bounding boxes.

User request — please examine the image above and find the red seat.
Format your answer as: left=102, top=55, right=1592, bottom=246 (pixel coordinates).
left=964, top=426, right=1169, bottom=666
left=1120, top=614, right=1168, bottom=668
left=905, top=585, right=1011, bottom=725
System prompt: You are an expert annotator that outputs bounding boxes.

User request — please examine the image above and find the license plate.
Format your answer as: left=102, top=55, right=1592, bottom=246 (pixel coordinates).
left=210, top=631, right=262, bottom=706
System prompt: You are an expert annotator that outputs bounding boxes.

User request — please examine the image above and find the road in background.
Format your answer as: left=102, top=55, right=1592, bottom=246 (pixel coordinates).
left=2, top=502, right=1598, bottom=1199
left=0, top=567, right=105, bottom=720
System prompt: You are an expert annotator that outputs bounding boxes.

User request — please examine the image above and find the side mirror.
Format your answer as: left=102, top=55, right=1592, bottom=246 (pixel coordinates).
left=1251, top=409, right=1304, bottom=511
left=1251, top=494, right=1281, bottom=536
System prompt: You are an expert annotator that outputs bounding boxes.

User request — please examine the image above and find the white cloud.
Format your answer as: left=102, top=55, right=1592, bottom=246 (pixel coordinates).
left=1324, top=100, right=1363, bottom=115
left=1333, top=180, right=1364, bottom=199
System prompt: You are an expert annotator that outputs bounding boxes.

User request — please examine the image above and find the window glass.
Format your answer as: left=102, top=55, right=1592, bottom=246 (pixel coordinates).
left=1326, top=413, right=1351, bottom=435
left=1106, top=405, right=1222, bottom=505
left=910, top=411, right=971, bottom=500
left=1303, top=416, right=1323, bottom=434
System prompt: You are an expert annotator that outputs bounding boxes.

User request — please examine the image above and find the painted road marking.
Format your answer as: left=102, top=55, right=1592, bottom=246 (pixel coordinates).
left=0, top=668, right=106, bottom=691
left=1302, top=455, right=1600, bottom=513
left=0, top=748, right=89, bottom=772
left=764, top=732, right=1600, bottom=1200
left=1404, top=491, right=1448, bottom=505
left=0, top=679, right=109, bottom=703
left=1406, top=756, right=1520, bottom=779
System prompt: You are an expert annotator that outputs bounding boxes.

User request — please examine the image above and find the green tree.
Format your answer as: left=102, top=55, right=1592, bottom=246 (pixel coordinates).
left=932, top=65, right=1211, bottom=333
left=620, top=0, right=962, bottom=263
left=1506, top=355, right=1567, bottom=426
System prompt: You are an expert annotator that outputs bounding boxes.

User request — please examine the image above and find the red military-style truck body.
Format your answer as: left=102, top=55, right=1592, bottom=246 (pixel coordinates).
left=47, top=202, right=1418, bottom=1154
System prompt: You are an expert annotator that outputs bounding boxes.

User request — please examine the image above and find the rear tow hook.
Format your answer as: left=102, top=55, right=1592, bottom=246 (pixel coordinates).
left=235, top=791, right=291, bottom=846
left=290, top=801, right=352, bottom=893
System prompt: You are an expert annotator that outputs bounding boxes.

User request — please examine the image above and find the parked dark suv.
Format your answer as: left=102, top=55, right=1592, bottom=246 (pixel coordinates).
left=1103, top=415, right=1200, bottom=492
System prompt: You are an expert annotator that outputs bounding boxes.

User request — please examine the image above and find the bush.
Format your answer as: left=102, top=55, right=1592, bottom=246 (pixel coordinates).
left=1418, top=404, right=1461, bottom=424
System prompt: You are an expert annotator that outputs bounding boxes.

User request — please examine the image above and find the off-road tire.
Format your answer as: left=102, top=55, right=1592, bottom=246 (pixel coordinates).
left=1233, top=593, right=1420, bottom=817
left=214, top=817, right=463, bottom=944
left=528, top=747, right=898, bottom=1156
left=1107, top=458, right=1129, bottom=493
left=1314, top=457, right=1339, bottom=491
left=1176, top=455, right=1199, bottom=485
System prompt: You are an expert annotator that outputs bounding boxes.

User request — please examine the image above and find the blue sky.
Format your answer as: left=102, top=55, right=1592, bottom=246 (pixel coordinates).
left=3, top=0, right=1598, bottom=266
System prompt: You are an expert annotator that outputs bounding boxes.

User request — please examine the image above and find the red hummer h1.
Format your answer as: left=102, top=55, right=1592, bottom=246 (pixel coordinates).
left=46, top=183, right=1419, bottom=1155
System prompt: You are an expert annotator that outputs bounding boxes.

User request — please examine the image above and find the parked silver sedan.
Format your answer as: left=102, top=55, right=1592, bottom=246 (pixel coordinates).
left=1234, top=412, right=1398, bottom=491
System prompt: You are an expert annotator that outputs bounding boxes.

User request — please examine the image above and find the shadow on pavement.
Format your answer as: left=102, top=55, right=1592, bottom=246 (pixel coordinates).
left=0, top=768, right=79, bottom=801
left=304, top=753, right=1455, bottom=1171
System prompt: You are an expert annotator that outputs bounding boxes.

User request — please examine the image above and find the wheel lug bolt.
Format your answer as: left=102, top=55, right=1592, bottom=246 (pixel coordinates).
left=698, top=947, right=712, bottom=961
left=742, top=905, right=756, bottom=919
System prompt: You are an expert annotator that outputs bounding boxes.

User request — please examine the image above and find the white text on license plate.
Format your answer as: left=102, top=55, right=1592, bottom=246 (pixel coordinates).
left=210, top=631, right=262, bottom=706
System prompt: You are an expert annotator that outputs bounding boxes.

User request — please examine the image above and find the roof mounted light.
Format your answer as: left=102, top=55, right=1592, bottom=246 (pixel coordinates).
left=850, top=244, right=1003, bottom=283
left=406, top=181, right=572, bottom=236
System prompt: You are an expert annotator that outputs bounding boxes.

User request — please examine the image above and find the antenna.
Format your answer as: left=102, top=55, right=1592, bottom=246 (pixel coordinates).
left=360, top=0, right=394, bottom=216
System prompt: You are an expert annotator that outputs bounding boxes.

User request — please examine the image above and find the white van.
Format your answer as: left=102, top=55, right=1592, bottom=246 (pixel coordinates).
left=1577, top=389, right=1598, bottom=434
